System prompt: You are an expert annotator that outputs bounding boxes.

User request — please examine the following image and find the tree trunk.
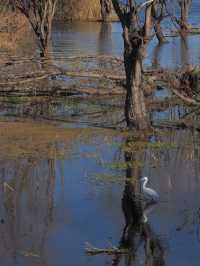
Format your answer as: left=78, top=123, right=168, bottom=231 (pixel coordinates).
left=100, top=0, right=112, bottom=22
left=39, top=39, right=50, bottom=58
left=152, top=2, right=166, bottom=44
left=124, top=46, right=149, bottom=130
left=111, top=1, right=153, bottom=130
left=154, top=22, right=166, bottom=44
left=179, top=0, right=191, bottom=31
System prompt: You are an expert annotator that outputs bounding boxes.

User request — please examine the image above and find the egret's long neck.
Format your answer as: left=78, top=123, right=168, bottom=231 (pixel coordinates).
left=143, top=179, right=148, bottom=189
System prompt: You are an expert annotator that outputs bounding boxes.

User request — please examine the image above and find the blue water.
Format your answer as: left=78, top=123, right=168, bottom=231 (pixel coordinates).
left=1, top=2, right=200, bottom=265
left=1, top=128, right=200, bottom=266
left=52, top=0, right=200, bottom=69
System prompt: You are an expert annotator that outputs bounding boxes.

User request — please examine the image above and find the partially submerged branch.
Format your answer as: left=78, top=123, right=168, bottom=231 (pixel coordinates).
left=161, top=68, right=200, bottom=106
left=85, top=242, right=129, bottom=255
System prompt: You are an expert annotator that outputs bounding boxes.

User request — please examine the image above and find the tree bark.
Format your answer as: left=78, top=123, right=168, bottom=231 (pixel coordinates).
left=124, top=44, right=149, bottom=130
left=100, top=0, right=112, bottom=22
left=152, top=1, right=166, bottom=44
left=111, top=0, right=156, bottom=130
left=179, top=0, right=192, bottom=31
left=122, top=3, right=153, bottom=130
left=154, top=21, right=166, bottom=44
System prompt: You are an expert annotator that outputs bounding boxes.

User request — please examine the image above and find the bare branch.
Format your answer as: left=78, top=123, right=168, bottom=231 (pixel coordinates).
left=137, top=0, right=154, bottom=12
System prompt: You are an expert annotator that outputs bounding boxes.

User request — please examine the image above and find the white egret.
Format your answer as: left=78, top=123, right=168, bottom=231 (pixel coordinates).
left=140, top=176, right=159, bottom=203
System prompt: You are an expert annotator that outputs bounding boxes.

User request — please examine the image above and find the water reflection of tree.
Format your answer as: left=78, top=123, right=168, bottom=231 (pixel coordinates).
left=19, top=96, right=56, bottom=118
left=152, top=43, right=164, bottom=69
left=179, top=34, right=190, bottom=67
left=0, top=158, right=57, bottom=264
left=98, top=22, right=112, bottom=55
left=114, top=136, right=165, bottom=266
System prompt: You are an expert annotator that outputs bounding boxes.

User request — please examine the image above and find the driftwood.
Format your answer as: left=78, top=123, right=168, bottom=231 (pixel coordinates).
left=85, top=242, right=129, bottom=255
left=0, top=71, right=124, bottom=87
left=1, top=55, right=200, bottom=104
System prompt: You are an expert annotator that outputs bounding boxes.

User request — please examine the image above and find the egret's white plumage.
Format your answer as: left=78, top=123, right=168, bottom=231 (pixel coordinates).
left=140, top=176, right=159, bottom=203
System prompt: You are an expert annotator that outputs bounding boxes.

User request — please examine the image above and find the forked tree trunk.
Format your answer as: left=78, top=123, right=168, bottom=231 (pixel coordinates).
left=179, top=0, right=191, bottom=31
left=152, top=2, right=166, bottom=44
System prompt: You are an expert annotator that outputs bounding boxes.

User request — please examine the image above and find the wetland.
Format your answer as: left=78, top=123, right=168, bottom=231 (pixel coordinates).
left=1, top=2, right=200, bottom=265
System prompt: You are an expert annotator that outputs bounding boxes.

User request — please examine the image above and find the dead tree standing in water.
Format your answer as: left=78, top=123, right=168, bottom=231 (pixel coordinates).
left=111, top=0, right=165, bottom=129
left=12, top=0, right=58, bottom=57
left=100, top=0, right=112, bottom=21
left=152, top=0, right=167, bottom=44
left=178, top=0, right=192, bottom=31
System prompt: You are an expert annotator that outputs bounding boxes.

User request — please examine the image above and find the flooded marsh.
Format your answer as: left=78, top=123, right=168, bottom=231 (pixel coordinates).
left=1, top=3, right=200, bottom=266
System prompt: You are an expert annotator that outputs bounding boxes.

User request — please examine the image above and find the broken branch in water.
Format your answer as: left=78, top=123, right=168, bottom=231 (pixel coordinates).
left=85, top=242, right=129, bottom=255
left=3, top=182, right=15, bottom=192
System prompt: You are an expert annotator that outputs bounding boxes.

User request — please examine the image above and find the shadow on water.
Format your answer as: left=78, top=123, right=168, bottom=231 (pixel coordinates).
left=98, top=22, right=113, bottom=55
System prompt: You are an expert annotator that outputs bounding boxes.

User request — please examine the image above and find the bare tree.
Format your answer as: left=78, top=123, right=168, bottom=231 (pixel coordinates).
left=100, top=0, right=112, bottom=21
left=178, top=0, right=192, bottom=31
left=111, top=0, right=167, bottom=129
left=11, top=0, right=58, bottom=57
left=152, top=0, right=167, bottom=43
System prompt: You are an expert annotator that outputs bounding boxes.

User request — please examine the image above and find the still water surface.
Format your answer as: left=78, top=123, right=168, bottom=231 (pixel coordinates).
left=1, top=125, right=200, bottom=266
left=1, top=4, right=200, bottom=265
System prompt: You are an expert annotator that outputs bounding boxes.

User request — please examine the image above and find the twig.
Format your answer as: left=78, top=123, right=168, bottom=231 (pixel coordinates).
left=3, top=182, right=15, bottom=192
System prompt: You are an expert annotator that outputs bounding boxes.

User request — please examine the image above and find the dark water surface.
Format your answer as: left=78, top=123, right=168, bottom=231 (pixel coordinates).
left=1, top=2, right=200, bottom=265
